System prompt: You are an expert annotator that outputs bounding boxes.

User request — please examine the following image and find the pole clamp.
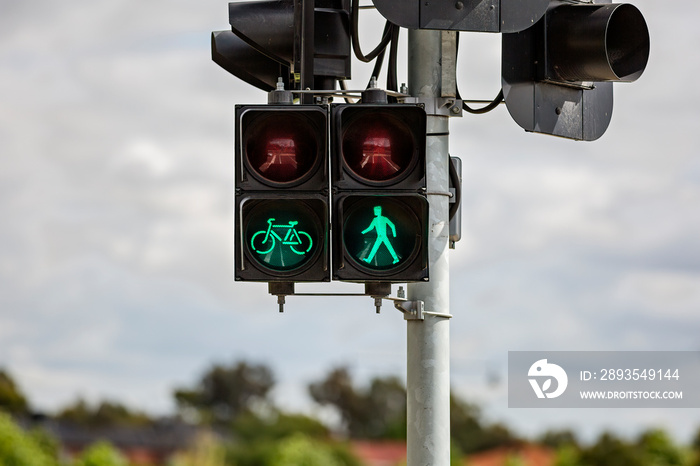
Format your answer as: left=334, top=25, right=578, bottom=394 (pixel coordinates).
left=395, top=299, right=425, bottom=320
left=403, top=97, right=463, bottom=117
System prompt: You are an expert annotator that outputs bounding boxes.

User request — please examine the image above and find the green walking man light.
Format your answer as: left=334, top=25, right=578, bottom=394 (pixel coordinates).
left=361, top=205, right=400, bottom=265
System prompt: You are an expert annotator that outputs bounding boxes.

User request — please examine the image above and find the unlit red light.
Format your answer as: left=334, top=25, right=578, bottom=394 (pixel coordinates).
left=258, top=135, right=299, bottom=176
left=245, top=113, right=318, bottom=184
left=359, top=128, right=401, bottom=180
left=343, top=115, right=413, bottom=183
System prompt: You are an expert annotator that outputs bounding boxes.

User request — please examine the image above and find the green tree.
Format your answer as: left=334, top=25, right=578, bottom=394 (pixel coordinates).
left=448, top=395, right=482, bottom=454
left=270, top=434, right=342, bottom=466
left=309, top=367, right=517, bottom=452
left=691, top=426, right=700, bottom=466
left=170, top=432, right=227, bottom=466
left=366, top=377, right=407, bottom=439
left=451, top=438, right=465, bottom=466
left=636, top=429, right=687, bottom=466
left=308, top=367, right=364, bottom=436
left=57, top=399, right=152, bottom=427
left=540, top=429, right=579, bottom=450
left=227, top=411, right=339, bottom=466
left=692, top=427, right=700, bottom=451
left=175, top=360, right=274, bottom=424
left=232, top=411, right=329, bottom=442
left=580, top=432, right=644, bottom=466
left=308, top=367, right=405, bottom=439
left=0, top=369, right=29, bottom=416
left=29, top=428, right=61, bottom=462
left=75, top=441, right=128, bottom=466
left=553, top=444, right=583, bottom=466
left=504, top=454, right=527, bottom=466
left=226, top=439, right=278, bottom=466
left=450, top=395, right=517, bottom=454
left=0, top=412, right=56, bottom=466
left=56, top=398, right=91, bottom=424
left=327, top=442, right=363, bottom=466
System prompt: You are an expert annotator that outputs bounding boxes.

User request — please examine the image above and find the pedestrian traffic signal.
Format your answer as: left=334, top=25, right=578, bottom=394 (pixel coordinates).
left=211, top=0, right=351, bottom=92
left=502, top=1, right=650, bottom=140
left=372, top=0, right=549, bottom=32
left=235, top=104, right=330, bottom=282
left=331, top=95, right=429, bottom=282
left=335, top=195, right=428, bottom=279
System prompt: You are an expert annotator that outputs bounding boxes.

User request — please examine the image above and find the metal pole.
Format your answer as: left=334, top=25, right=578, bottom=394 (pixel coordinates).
left=406, top=28, right=452, bottom=466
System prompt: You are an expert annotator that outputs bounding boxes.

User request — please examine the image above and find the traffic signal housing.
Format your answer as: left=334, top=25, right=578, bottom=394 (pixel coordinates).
left=212, top=0, right=351, bottom=92
left=331, top=97, right=429, bottom=282
left=502, top=1, right=650, bottom=140
left=235, top=104, right=330, bottom=282
left=372, top=0, right=549, bottom=32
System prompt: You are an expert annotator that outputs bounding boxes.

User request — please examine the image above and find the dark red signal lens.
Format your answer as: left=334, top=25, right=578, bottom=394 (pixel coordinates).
left=342, top=113, right=415, bottom=183
left=244, top=113, right=319, bottom=185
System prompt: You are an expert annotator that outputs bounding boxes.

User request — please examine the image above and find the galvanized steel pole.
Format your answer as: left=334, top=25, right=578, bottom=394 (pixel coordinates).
left=406, top=28, right=453, bottom=466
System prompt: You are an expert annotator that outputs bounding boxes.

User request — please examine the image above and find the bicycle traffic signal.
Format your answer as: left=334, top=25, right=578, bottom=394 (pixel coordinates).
left=331, top=94, right=429, bottom=282
left=235, top=104, right=330, bottom=282
left=502, top=1, right=650, bottom=140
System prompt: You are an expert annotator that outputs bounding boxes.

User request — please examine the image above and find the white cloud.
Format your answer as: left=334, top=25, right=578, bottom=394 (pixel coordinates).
left=118, top=138, right=174, bottom=177
left=615, top=270, right=700, bottom=320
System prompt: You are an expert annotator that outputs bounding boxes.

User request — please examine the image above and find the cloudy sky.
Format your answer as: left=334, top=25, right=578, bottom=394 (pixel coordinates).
left=1, top=0, right=699, bottom=444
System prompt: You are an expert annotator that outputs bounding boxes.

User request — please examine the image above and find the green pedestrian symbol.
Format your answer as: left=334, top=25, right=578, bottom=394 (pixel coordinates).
left=361, top=206, right=400, bottom=265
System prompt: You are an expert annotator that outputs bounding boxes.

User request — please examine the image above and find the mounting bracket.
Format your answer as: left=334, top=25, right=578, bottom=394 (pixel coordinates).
left=267, top=282, right=434, bottom=318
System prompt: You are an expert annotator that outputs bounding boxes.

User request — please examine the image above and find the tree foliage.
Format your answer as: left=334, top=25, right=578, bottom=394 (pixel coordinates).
left=232, top=411, right=329, bottom=443
left=75, top=441, right=128, bottom=466
left=269, top=434, right=343, bottom=466
left=4, top=358, right=697, bottom=466
left=691, top=427, right=700, bottom=466
left=308, top=367, right=406, bottom=439
left=0, top=369, right=29, bottom=416
left=450, top=394, right=517, bottom=454
left=308, top=365, right=518, bottom=454
left=692, top=427, right=700, bottom=452
left=175, top=361, right=274, bottom=424
left=170, top=432, right=227, bottom=466
left=0, top=412, right=56, bottom=466
left=558, top=429, right=690, bottom=466
left=579, top=431, right=644, bottom=466
left=554, top=444, right=583, bottom=466
left=539, top=429, right=579, bottom=450
left=636, top=429, right=687, bottom=466
left=56, top=399, right=152, bottom=427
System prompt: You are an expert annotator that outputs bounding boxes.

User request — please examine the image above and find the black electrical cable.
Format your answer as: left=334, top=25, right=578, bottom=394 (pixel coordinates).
left=348, top=2, right=400, bottom=96
left=363, top=24, right=399, bottom=92
left=367, top=48, right=387, bottom=89
left=454, top=32, right=504, bottom=114
left=351, top=0, right=393, bottom=63
left=386, top=24, right=399, bottom=92
left=448, top=156, right=461, bottom=222
left=462, top=90, right=504, bottom=114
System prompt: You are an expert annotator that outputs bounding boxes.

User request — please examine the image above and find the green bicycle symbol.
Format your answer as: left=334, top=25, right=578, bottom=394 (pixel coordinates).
left=250, top=218, right=314, bottom=255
